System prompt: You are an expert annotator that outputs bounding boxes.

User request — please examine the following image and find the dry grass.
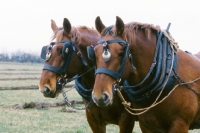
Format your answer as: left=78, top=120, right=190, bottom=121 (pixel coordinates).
left=0, top=62, right=140, bottom=132
left=0, top=89, right=137, bottom=133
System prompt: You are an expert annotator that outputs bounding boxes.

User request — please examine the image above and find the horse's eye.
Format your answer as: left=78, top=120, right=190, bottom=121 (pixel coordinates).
left=119, top=52, right=124, bottom=57
left=57, top=48, right=62, bottom=54
left=59, top=49, right=62, bottom=54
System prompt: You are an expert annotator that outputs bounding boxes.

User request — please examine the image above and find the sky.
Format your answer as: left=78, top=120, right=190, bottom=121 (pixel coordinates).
left=0, top=0, right=200, bottom=55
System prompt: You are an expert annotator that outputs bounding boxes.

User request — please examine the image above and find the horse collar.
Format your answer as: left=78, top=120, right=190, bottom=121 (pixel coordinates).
left=121, top=31, right=178, bottom=106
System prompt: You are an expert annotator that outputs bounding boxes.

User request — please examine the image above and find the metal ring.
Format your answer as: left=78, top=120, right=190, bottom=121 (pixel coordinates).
left=103, top=42, right=107, bottom=46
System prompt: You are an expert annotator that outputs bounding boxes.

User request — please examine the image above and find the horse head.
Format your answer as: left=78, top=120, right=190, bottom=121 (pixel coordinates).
left=39, top=18, right=95, bottom=98
left=92, top=16, right=133, bottom=107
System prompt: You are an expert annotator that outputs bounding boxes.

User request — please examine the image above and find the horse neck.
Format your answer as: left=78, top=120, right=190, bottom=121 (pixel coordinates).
left=127, top=30, right=157, bottom=85
left=79, top=67, right=95, bottom=89
left=77, top=46, right=95, bottom=89
left=74, top=32, right=98, bottom=89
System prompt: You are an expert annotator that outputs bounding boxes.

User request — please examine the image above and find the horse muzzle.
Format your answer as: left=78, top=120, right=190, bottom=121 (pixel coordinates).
left=92, top=92, right=112, bottom=107
left=41, top=86, right=57, bottom=98
left=40, top=78, right=64, bottom=98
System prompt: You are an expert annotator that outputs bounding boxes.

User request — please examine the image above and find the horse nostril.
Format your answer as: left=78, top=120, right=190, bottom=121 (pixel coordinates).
left=92, top=92, right=111, bottom=107
left=44, top=86, right=51, bottom=95
left=102, top=93, right=109, bottom=101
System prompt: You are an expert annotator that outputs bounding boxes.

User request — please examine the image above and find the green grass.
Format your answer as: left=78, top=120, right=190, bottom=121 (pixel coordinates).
left=0, top=74, right=40, bottom=78
left=0, top=62, right=141, bottom=133
left=0, top=62, right=42, bottom=87
left=0, top=80, right=40, bottom=87
left=0, top=62, right=43, bottom=70
left=0, top=89, right=140, bottom=133
left=0, top=107, right=91, bottom=133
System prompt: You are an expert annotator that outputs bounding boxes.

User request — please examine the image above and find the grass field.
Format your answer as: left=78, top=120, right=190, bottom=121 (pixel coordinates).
left=0, top=62, right=199, bottom=133
left=0, top=62, right=142, bottom=133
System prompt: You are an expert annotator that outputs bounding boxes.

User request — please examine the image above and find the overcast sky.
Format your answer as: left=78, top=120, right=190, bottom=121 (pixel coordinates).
left=0, top=0, right=200, bottom=54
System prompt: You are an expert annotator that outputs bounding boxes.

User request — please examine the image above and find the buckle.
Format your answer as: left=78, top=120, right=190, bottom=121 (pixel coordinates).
left=58, top=77, right=66, bottom=86
left=117, top=78, right=121, bottom=83
left=103, top=41, right=107, bottom=47
left=77, top=51, right=81, bottom=56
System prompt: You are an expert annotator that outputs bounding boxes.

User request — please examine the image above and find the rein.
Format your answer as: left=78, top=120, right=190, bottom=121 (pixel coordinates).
left=65, top=66, right=95, bottom=82
left=55, top=65, right=95, bottom=110
left=117, top=77, right=200, bottom=115
left=57, top=78, right=94, bottom=110
left=57, top=66, right=95, bottom=110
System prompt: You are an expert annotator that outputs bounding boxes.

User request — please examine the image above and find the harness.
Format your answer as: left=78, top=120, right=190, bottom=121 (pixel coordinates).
left=40, top=38, right=94, bottom=110
left=88, top=24, right=178, bottom=112
left=87, top=24, right=200, bottom=130
left=87, top=26, right=136, bottom=82
left=41, top=40, right=87, bottom=75
left=121, top=30, right=177, bottom=105
left=75, top=75, right=93, bottom=101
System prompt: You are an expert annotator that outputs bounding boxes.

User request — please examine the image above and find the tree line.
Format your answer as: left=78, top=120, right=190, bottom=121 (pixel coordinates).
left=0, top=51, right=44, bottom=63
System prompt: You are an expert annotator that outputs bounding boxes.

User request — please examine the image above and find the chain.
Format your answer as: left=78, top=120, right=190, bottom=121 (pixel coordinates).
left=61, top=84, right=93, bottom=110
left=173, top=71, right=200, bottom=96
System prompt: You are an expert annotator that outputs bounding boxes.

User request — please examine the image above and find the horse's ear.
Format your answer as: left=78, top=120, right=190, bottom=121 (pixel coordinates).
left=63, top=18, right=71, bottom=34
left=51, top=19, right=58, bottom=33
left=115, top=16, right=124, bottom=36
left=95, top=16, right=106, bottom=34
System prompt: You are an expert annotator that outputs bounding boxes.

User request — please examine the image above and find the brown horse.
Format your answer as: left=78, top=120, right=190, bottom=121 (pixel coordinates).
left=91, top=16, right=200, bottom=132
left=39, top=18, right=135, bottom=133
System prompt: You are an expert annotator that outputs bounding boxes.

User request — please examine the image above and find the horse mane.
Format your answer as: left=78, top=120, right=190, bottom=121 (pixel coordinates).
left=123, top=22, right=161, bottom=42
left=111, top=22, right=160, bottom=43
left=74, top=26, right=99, bottom=46
left=51, top=26, right=99, bottom=44
left=125, top=22, right=160, bottom=31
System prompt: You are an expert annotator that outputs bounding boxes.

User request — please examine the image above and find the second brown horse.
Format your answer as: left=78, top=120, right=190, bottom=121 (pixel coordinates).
left=92, top=16, right=200, bottom=133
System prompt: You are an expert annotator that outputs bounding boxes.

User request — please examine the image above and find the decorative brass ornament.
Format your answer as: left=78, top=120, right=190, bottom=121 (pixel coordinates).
left=102, top=42, right=111, bottom=62
left=102, top=50, right=111, bottom=62
left=46, top=52, right=51, bottom=60
left=65, top=48, right=69, bottom=53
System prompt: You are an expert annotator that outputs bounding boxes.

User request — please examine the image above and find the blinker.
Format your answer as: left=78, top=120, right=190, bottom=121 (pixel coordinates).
left=40, top=45, right=52, bottom=61
left=40, top=46, right=47, bottom=60
left=62, top=41, right=72, bottom=58
left=102, top=42, right=111, bottom=62
left=87, top=45, right=95, bottom=61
